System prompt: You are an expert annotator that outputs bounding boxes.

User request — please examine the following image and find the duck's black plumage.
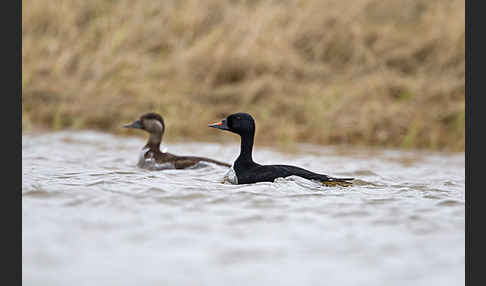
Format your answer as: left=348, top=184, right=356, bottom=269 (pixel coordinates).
left=124, top=112, right=231, bottom=169
left=209, top=113, right=353, bottom=185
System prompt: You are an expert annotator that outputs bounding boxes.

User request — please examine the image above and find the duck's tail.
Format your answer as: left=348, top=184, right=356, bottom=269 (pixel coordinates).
left=199, top=157, right=232, bottom=168
left=321, top=177, right=354, bottom=187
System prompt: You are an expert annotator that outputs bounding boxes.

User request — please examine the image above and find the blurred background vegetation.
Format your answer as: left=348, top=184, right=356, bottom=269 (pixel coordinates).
left=22, top=0, right=464, bottom=151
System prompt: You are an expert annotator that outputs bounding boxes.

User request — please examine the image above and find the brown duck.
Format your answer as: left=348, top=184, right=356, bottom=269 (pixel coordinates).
left=124, top=113, right=231, bottom=170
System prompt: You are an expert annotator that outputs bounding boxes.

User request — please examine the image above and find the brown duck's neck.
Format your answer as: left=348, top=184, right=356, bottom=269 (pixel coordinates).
left=145, top=132, right=163, bottom=153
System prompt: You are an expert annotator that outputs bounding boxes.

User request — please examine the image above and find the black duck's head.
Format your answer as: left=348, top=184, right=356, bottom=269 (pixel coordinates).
left=209, top=112, right=255, bottom=137
left=124, top=112, right=165, bottom=135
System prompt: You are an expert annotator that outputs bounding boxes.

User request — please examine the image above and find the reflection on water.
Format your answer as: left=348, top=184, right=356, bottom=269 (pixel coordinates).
left=22, top=131, right=465, bottom=286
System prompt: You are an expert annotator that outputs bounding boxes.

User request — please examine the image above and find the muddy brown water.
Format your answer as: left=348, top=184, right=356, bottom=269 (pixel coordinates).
left=22, top=131, right=465, bottom=286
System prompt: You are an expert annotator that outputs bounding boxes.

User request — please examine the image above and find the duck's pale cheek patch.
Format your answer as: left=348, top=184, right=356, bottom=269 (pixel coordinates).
left=154, top=120, right=164, bottom=133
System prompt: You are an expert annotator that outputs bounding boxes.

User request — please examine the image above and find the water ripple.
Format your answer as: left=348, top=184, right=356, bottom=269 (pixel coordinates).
left=22, top=131, right=465, bottom=286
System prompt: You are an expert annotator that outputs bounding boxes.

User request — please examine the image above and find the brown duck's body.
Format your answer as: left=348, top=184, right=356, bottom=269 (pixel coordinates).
left=125, top=112, right=231, bottom=170
left=139, top=143, right=231, bottom=170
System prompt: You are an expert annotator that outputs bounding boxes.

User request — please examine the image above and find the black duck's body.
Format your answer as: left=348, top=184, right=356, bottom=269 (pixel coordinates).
left=209, top=112, right=353, bottom=186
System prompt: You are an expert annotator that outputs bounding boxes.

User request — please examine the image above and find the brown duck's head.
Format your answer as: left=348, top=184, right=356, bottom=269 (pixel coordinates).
left=124, top=112, right=165, bottom=135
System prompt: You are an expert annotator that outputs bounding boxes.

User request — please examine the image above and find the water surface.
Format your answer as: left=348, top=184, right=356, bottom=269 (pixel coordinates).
left=22, top=131, right=465, bottom=286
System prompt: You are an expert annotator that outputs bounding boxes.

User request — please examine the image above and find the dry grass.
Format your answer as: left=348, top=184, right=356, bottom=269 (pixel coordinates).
left=22, top=0, right=465, bottom=151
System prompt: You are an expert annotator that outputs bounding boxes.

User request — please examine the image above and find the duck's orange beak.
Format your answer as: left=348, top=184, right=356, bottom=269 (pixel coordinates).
left=208, top=119, right=229, bottom=130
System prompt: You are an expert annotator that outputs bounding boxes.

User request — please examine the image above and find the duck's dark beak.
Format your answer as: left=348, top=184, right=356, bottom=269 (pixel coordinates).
left=208, top=119, right=229, bottom=131
left=123, top=120, right=143, bottom=129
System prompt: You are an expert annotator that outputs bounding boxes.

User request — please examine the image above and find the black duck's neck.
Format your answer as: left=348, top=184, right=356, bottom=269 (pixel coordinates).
left=236, top=132, right=255, bottom=164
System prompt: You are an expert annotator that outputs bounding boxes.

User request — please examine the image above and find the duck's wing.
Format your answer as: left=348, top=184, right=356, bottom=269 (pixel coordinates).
left=173, top=155, right=231, bottom=169
left=239, top=164, right=353, bottom=185
left=173, top=158, right=202, bottom=169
